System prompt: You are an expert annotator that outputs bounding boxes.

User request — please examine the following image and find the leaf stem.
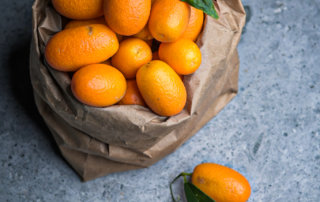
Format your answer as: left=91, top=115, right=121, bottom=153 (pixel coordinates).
left=170, top=172, right=193, bottom=202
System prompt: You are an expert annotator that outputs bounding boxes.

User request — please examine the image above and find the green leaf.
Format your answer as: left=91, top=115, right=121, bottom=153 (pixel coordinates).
left=184, top=182, right=215, bottom=202
left=170, top=172, right=215, bottom=202
left=181, top=0, right=219, bottom=19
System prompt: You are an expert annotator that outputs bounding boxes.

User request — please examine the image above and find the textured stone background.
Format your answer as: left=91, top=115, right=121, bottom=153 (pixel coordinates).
left=0, top=0, right=319, bottom=201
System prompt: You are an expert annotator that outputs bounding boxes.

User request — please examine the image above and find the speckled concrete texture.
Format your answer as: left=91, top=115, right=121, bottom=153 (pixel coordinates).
left=0, top=0, right=319, bottom=201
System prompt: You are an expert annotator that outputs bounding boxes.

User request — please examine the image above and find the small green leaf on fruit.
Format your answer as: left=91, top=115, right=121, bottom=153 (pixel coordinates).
left=181, top=0, right=219, bottom=19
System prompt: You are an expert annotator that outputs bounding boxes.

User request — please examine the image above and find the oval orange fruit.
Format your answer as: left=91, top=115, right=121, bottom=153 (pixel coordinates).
left=136, top=60, right=187, bottom=116
left=148, top=0, right=190, bottom=42
left=52, top=0, right=103, bottom=20
left=64, top=17, right=106, bottom=29
left=71, top=64, right=127, bottom=107
left=159, top=38, right=202, bottom=75
left=119, top=80, right=146, bottom=106
left=181, top=6, right=204, bottom=41
left=104, top=0, right=151, bottom=36
left=45, top=24, right=119, bottom=72
left=191, top=163, right=251, bottom=202
left=112, top=38, right=152, bottom=79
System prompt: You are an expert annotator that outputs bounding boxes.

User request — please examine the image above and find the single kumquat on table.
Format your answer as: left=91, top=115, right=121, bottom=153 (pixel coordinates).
left=171, top=163, right=251, bottom=202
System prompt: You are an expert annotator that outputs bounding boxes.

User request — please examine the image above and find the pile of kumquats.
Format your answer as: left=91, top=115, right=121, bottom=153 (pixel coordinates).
left=45, top=0, right=204, bottom=117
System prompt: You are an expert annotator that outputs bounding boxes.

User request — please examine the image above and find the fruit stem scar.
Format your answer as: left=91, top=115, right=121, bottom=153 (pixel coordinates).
left=87, top=26, right=93, bottom=36
left=145, top=62, right=151, bottom=68
left=197, top=176, right=205, bottom=184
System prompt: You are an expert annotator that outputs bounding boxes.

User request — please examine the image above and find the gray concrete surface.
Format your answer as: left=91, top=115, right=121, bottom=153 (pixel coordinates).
left=0, top=0, right=319, bottom=201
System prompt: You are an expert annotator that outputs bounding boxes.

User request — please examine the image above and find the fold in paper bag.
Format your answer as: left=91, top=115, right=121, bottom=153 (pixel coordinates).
left=30, top=0, right=246, bottom=181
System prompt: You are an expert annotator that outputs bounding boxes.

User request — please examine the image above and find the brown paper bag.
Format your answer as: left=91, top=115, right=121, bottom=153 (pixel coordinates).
left=30, top=0, right=246, bottom=181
